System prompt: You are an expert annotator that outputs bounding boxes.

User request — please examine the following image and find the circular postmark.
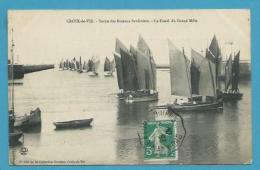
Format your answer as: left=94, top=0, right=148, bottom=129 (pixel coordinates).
left=19, top=146, right=28, bottom=156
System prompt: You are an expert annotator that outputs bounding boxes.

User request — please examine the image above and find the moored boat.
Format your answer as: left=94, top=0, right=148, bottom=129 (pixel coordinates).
left=166, top=36, right=223, bottom=112
left=9, top=29, right=24, bottom=145
left=87, top=57, right=100, bottom=76
left=9, top=130, right=23, bottom=145
left=221, top=51, right=243, bottom=100
left=104, top=57, right=115, bottom=76
left=14, top=107, right=41, bottom=129
left=114, top=36, right=158, bottom=103
left=53, top=118, right=93, bottom=129
left=77, top=56, right=83, bottom=73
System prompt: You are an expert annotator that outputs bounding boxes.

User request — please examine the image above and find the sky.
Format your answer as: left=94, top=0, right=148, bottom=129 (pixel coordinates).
left=8, top=10, right=250, bottom=65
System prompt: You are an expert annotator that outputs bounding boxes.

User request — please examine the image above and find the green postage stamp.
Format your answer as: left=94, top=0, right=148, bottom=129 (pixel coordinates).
left=144, top=120, right=177, bottom=161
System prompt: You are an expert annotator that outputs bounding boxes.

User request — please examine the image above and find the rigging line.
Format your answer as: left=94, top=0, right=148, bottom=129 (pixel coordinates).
left=183, top=50, right=192, bottom=98
left=167, top=106, right=186, bottom=149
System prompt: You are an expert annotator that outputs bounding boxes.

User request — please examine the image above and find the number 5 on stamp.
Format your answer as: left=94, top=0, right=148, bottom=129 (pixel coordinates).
left=144, top=120, right=177, bottom=161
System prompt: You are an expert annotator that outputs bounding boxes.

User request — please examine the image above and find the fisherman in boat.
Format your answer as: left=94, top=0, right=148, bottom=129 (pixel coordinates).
left=119, top=89, right=124, bottom=94
left=178, top=98, right=184, bottom=105
left=174, top=99, right=178, bottom=104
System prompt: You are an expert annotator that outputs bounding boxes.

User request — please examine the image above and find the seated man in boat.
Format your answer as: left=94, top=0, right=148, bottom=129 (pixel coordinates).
left=119, top=89, right=124, bottom=94
left=178, top=98, right=184, bottom=105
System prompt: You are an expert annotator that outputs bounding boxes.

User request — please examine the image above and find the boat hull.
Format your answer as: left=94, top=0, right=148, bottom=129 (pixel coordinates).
left=9, top=130, right=23, bottom=145
left=104, top=71, right=113, bottom=77
left=14, top=108, right=41, bottom=128
left=119, top=91, right=158, bottom=103
left=53, top=118, right=93, bottom=129
left=88, top=72, right=98, bottom=76
left=167, top=101, right=223, bottom=112
left=221, top=92, right=243, bottom=101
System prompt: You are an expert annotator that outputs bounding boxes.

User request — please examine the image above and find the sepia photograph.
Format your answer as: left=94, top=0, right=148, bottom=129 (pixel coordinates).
left=8, top=10, right=251, bottom=165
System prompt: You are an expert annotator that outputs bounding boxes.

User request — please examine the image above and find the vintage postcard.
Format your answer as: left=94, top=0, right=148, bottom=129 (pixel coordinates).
left=8, top=10, right=251, bottom=165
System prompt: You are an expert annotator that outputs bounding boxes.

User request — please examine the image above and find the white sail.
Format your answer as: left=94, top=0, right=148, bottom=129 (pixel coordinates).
left=137, top=35, right=156, bottom=90
left=168, top=40, right=191, bottom=97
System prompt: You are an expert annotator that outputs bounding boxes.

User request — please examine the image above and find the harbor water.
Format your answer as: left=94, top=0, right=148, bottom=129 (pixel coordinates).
left=9, top=68, right=252, bottom=165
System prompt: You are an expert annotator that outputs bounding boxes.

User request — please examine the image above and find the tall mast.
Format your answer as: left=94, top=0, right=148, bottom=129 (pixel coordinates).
left=10, top=28, right=15, bottom=113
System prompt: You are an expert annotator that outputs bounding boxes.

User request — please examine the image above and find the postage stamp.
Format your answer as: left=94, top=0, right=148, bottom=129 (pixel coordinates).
left=144, top=120, right=177, bottom=161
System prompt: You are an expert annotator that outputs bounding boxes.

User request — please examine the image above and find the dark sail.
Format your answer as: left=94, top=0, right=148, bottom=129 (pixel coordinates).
left=144, top=69, right=150, bottom=89
left=190, top=58, right=200, bottom=94
left=79, top=57, right=82, bottom=70
left=83, top=61, right=86, bottom=70
left=232, top=51, right=240, bottom=91
left=87, top=60, right=93, bottom=72
left=120, top=48, right=139, bottom=91
left=209, top=35, right=221, bottom=61
left=208, top=35, right=221, bottom=91
left=104, top=57, right=111, bottom=71
left=76, top=61, right=79, bottom=70
left=225, top=55, right=232, bottom=91
left=130, top=46, right=145, bottom=90
left=114, top=53, right=124, bottom=90
left=192, top=49, right=216, bottom=97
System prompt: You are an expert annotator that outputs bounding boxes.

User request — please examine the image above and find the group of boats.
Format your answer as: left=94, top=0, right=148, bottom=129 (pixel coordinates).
left=59, top=56, right=115, bottom=76
left=8, top=28, right=243, bottom=145
left=9, top=29, right=93, bottom=145
left=114, top=36, right=158, bottom=103
left=114, top=35, right=243, bottom=112
left=8, top=30, right=42, bottom=145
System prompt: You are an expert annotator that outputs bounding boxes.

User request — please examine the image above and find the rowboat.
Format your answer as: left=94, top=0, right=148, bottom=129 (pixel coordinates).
left=53, top=118, right=93, bottom=129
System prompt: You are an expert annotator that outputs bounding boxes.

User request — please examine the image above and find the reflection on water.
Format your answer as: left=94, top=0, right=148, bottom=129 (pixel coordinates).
left=9, top=69, right=251, bottom=165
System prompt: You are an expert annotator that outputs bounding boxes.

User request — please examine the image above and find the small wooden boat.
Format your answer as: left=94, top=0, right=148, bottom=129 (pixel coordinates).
left=53, top=118, right=93, bottom=129
left=14, top=107, right=41, bottom=128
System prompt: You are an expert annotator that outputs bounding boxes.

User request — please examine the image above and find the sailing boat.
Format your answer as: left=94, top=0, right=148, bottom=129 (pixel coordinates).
left=114, top=36, right=158, bottom=102
left=9, top=29, right=23, bottom=144
left=166, top=39, right=223, bottom=112
left=221, top=51, right=243, bottom=100
left=9, top=29, right=41, bottom=132
left=59, top=59, right=64, bottom=70
left=82, top=61, right=87, bottom=72
left=77, top=56, right=83, bottom=73
left=88, top=56, right=100, bottom=76
left=104, top=57, right=115, bottom=76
